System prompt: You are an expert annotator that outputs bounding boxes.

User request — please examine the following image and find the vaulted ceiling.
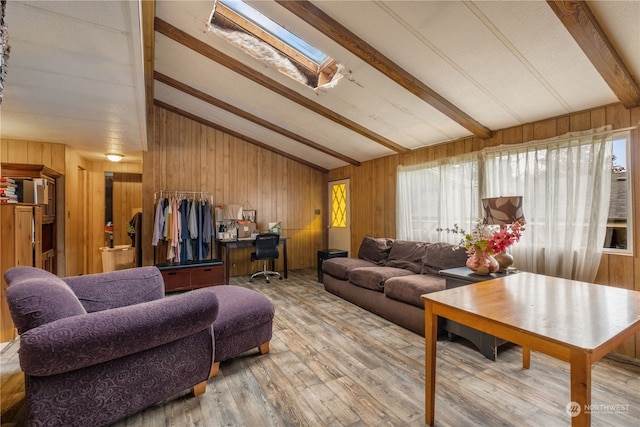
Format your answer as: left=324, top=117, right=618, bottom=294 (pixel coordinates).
left=3, top=1, right=639, bottom=172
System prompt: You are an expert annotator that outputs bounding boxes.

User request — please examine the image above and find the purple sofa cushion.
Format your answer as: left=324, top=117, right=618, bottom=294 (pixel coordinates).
left=348, top=266, right=414, bottom=291
left=5, top=269, right=87, bottom=334
left=384, top=274, right=446, bottom=308
left=322, top=258, right=377, bottom=280
left=209, top=285, right=274, bottom=363
left=64, top=266, right=165, bottom=312
left=209, top=286, right=274, bottom=339
left=422, top=242, right=468, bottom=274
left=385, top=240, right=428, bottom=273
left=357, top=236, right=394, bottom=265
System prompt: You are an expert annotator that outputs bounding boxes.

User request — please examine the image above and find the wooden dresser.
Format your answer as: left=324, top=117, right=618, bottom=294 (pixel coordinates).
left=156, top=260, right=225, bottom=292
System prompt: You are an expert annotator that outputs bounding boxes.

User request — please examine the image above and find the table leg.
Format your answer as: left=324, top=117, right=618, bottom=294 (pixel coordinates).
left=522, top=346, right=530, bottom=369
left=569, top=350, right=591, bottom=427
left=424, top=300, right=437, bottom=426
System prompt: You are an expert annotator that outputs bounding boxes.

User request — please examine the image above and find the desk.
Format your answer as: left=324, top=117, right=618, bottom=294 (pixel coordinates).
left=422, top=272, right=640, bottom=427
left=217, top=237, right=288, bottom=284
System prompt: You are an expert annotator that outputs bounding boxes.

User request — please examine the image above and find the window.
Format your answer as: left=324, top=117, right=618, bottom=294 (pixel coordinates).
left=604, top=136, right=631, bottom=250
left=397, top=153, right=479, bottom=243
left=397, top=127, right=627, bottom=282
left=210, top=0, right=343, bottom=89
left=331, top=183, right=347, bottom=227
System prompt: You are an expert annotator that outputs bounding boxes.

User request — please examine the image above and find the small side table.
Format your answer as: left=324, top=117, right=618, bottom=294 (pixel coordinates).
left=439, top=266, right=513, bottom=360
left=317, top=249, right=348, bottom=283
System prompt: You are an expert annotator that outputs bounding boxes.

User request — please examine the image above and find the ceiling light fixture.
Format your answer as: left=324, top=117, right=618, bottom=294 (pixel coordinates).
left=106, top=153, right=124, bottom=162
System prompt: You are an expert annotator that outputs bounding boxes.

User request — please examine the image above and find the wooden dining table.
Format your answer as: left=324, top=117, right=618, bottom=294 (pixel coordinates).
left=422, top=272, right=640, bottom=427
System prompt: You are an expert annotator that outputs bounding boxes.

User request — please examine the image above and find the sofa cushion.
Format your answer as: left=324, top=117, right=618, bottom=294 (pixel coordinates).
left=357, top=236, right=393, bottom=265
left=422, top=242, right=468, bottom=274
left=385, top=240, right=428, bottom=273
left=322, top=258, right=378, bottom=280
left=5, top=268, right=87, bottom=334
left=384, top=274, right=446, bottom=308
left=348, top=266, right=414, bottom=292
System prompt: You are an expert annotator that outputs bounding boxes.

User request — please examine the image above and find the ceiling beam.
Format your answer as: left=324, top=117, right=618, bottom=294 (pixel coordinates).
left=155, top=72, right=361, bottom=166
left=155, top=17, right=409, bottom=154
left=275, top=0, right=493, bottom=140
left=154, top=99, right=329, bottom=173
left=547, top=0, right=640, bottom=108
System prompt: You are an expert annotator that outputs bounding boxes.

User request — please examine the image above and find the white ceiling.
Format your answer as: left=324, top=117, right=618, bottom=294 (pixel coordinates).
left=2, top=1, right=639, bottom=170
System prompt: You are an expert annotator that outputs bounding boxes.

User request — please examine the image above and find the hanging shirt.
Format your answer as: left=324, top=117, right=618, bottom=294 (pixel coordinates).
left=202, top=200, right=213, bottom=257
left=152, top=198, right=166, bottom=246
left=180, top=199, right=191, bottom=262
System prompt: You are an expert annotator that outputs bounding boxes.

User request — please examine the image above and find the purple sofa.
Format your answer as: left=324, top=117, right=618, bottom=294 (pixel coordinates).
left=5, top=266, right=220, bottom=427
left=322, top=236, right=467, bottom=335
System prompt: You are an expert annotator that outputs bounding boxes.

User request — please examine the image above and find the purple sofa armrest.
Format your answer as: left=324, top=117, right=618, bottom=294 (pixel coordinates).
left=18, top=287, right=219, bottom=376
left=63, top=267, right=165, bottom=312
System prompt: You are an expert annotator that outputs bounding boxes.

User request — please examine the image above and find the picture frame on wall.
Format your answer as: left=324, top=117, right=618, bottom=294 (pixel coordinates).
left=242, top=209, right=256, bottom=223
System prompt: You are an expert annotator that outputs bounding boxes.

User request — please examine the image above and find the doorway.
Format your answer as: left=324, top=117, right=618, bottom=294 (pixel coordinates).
left=328, top=179, right=351, bottom=255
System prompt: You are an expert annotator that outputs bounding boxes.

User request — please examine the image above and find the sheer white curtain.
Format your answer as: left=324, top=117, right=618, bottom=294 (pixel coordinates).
left=397, top=153, right=479, bottom=243
left=483, top=127, right=614, bottom=281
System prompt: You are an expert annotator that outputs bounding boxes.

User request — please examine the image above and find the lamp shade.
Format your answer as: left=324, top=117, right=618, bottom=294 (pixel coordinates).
left=482, top=196, right=525, bottom=225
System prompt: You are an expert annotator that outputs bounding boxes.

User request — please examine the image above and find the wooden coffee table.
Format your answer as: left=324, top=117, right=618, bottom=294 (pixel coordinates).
left=422, top=272, right=640, bottom=427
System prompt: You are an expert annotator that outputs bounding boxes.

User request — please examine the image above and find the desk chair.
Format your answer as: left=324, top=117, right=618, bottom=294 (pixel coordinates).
left=250, top=233, right=282, bottom=283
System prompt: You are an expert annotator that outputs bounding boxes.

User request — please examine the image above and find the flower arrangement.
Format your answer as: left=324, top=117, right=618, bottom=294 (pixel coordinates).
left=462, top=219, right=525, bottom=256
left=440, top=219, right=525, bottom=273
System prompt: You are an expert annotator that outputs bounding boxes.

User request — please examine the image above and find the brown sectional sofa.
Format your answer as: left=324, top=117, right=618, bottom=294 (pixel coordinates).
left=322, top=236, right=467, bottom=336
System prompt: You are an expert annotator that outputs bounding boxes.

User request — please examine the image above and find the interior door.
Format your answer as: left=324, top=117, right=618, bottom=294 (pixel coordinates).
left=328, top=179, right=351, bottom=255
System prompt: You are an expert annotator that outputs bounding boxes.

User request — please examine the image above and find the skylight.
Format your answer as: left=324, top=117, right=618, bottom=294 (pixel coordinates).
left=222, top=0, right=328, bottom=65
left=210, top=0, right=342, bottom=89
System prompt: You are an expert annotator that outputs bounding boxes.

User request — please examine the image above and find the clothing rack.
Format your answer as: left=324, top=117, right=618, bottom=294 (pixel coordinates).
left=152, top=190, right=215, bottom=265
left=153, top=190, right=213, bottom=204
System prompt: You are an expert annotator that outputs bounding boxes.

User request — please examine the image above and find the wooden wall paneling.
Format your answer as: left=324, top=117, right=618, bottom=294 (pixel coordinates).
left=195, top=121, right=207, bottom=192
left=590, top=107, right=607, bottom=129
left=606, top=103, right=631, bottom=128
left=556, top=116, right=570, bottom=135
left=179, top=115, right=191, bottom=191
left=383, top=155, right=397, bottom=238
left=5, top=140, right=28, bottom=163
left=532, top=117, right=557, bottom=140
left=569, top=110, right=591, bottom=132
left=26, top=141, right=45, bottom=166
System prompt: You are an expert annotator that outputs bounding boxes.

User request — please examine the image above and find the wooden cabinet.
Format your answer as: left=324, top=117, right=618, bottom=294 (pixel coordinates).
left=156, top=260, right=225, bottom=293
left=1, top=204, right=42, bottom=342
left=1, top=163, right=61, bottom=274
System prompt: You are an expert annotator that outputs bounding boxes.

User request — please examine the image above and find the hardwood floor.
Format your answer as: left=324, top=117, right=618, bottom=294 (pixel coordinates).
left=2, top=269, right=640, bottom=426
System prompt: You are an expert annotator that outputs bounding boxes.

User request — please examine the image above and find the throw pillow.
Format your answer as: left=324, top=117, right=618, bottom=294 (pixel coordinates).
left=357, top=235, right=393, bottom=265
left=422, top=242, right=468, bottom=274
left=386, top=240, right=428, bottom=274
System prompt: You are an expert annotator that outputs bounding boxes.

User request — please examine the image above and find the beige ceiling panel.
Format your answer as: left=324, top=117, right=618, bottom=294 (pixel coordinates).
left=155, top=82, right=349, bottom=170
left=472, top=1, right=617, bottom=113
left=4, top=1, right=146, bottom=157
left=155, top=34, right=394, bottom=161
